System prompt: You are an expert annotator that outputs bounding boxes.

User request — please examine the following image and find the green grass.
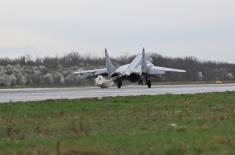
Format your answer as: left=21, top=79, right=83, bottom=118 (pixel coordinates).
left=0, top=92, right=234, bottom=155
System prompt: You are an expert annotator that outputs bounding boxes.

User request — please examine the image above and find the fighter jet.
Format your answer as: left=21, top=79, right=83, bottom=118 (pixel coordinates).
left=74, top=48, right=186, bottom=88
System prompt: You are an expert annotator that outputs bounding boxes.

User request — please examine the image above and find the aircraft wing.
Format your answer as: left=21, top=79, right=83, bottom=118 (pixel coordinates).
left=74, top=68, right=108, bottom=75
left=148, top=66, right=186, bottom=75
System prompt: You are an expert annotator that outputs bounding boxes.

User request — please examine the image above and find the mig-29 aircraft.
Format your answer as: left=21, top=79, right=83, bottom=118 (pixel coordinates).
left=74, top=48, right=186, bottom=88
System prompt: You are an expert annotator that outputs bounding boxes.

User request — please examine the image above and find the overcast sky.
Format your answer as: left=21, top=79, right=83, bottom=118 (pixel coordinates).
left=0, top=0, right=235, bottom=63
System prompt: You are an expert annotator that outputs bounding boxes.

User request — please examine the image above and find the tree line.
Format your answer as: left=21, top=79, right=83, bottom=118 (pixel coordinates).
left=0, top=52, right=234, bottom=87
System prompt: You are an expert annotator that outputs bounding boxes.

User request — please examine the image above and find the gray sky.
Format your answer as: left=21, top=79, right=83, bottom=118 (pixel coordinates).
left=0, top=0, right=235, bottom=63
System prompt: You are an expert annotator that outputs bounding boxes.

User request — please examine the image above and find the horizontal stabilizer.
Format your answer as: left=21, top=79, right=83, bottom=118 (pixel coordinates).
left=74, top=68, right=108, bottom=75
left=148, top=66, right=186, bottom=75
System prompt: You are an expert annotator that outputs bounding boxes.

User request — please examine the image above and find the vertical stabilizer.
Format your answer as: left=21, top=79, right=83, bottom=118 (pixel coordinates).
left=141, top=48, right=147, bottom=74
left=105, top=48, right=115, bottom=75
left=142, top=48, right=145, bottom=57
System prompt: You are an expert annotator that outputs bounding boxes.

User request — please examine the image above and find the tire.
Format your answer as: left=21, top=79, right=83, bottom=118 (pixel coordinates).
left=117, top=81, right=122, bottom=88
left=147, top=80, right=151, bottom=88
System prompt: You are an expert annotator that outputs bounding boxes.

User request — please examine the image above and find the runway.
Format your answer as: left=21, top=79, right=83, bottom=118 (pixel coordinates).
left=0, top=84, right=235, bottom=103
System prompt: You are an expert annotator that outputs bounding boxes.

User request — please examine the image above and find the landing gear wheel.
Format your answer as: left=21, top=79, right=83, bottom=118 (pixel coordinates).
left=147, top=80, right=151, bottom=88
left=117, top=81, right=122, bottom=88
left=145, top=75, right=151, bottom=88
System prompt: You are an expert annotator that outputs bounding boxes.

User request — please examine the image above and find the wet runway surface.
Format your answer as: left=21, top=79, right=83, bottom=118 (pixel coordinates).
left=0, top=84, right=235, bottom=103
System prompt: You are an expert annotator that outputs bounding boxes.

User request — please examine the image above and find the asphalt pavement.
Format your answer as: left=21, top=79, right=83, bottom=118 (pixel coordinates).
left=0, top=84, right=235, bottom=103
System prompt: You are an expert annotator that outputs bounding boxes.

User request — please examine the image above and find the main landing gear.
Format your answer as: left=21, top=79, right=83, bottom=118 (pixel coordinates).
left=117, top=80, right=122, bottom=88
left=147, top=80, right=151, bottom=88
left=145, top=75, right=151, bottom=88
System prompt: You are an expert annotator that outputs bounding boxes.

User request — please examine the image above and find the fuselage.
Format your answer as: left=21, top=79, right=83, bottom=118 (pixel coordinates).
left=114, top=54, right=152, bottom=83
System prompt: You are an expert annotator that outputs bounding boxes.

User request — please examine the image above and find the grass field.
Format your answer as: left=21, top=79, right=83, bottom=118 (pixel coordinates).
left=0, top=92, right=234, bottom=155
